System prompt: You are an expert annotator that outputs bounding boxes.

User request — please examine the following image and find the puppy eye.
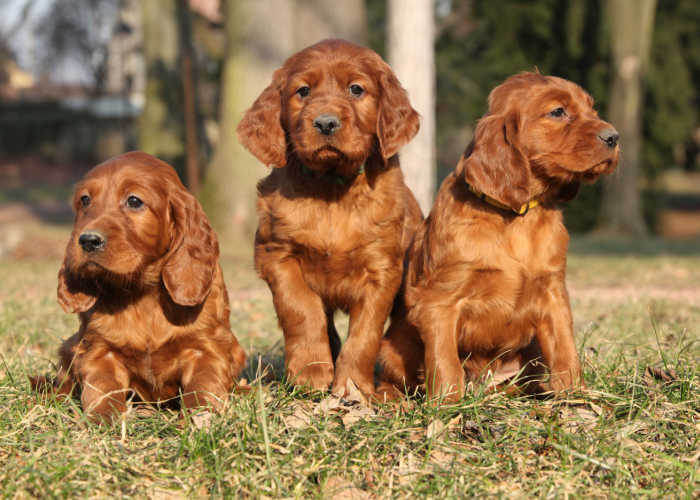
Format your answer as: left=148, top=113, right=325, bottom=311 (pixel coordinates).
left=349, top=84, right=364, bottom=97
left=549, top=107, right=566, bottom=118
left=296, top=86, right=310, bottom=98
left=126, top=195, right=144, bottom=209
left=80, top=195, right=91, bottom=208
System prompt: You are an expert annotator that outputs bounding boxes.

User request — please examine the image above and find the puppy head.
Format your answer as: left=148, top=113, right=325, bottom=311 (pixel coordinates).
left=58, top=152, right=219, bottom=312
left=456, top=72, right=620, bottom=210
left=237, top=38, right=420, bottom=175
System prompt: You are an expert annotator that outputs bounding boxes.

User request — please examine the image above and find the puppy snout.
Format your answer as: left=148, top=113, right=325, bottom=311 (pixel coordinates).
left=79, top=231, right=106, bottom=253
left=313, top=113, right=341, bottom=136
left=598, top=127, right=620, bottom=148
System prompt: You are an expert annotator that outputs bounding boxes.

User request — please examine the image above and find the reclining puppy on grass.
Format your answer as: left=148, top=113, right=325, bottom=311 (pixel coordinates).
left=31, top=152, right=247, bottom=422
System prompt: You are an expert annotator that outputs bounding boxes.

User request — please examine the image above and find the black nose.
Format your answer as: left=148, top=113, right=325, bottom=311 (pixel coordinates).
left=313, top=113, right=341, bottom=136
left=78, top=231, right=105, bottom=252
left=598, top=127, right=620, bottom=148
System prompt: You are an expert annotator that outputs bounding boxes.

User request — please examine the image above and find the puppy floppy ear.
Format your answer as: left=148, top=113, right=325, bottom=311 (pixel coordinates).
left=455, top=111, right=531, bottom=212
left=237, top=68, right=287, bottom=168
left=162, top=189, right=219, bottom=306
left=57, top=258, right=97, bottom=313
left=376, top=65, right=420, bottom=159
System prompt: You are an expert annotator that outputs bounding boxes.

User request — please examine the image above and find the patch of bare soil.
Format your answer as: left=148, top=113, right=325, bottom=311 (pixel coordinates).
left=568, top=284, right=700, bottom=303
left=0, top=218, right=68, bottom=259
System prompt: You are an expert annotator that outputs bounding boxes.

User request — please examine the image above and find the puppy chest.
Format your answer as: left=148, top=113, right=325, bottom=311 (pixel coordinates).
left=91, top=312, right=190, bottom=380
left=114, top=341, right=183, bottom=390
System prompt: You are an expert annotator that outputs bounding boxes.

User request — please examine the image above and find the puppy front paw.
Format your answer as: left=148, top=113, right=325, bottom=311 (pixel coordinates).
left=287, top=359, right=334, bottom=391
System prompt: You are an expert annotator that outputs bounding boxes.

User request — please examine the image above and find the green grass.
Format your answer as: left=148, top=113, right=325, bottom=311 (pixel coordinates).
left=0, top=235, right=698, bottom=498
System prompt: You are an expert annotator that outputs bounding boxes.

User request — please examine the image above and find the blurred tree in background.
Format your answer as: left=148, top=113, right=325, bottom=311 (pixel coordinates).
left=0, top=1, right=33, bottom=86
left=426, top=0, right=699, bottom=233
left=35, top=0, right=119, bottom=92
left=140, top=0, right=208, bottom=192
left=201, top=0, right=295, bottom=239
left=599, top=0, right=656, bottom=236
left=139, top=1, right=184, bottom=165
left=387, top=0, right=436, bottom=214
left=1, top=0, right=699, bottom=237
left=201, top=0, right=366, bottom=239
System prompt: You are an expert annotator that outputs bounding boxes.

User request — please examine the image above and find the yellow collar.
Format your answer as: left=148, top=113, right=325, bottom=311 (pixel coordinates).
left=466, top=183, right=539, bottom=215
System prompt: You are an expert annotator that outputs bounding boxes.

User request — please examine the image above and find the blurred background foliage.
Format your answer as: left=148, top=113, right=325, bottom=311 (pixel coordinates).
left=370, top=0, right=700, bottom=233
left=0, top=0, right=699, bottom=241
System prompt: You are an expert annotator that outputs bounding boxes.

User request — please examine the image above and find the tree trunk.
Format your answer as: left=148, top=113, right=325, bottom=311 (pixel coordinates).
left=202, top=0, right=366, bottom=240
left=139, top=0, right=182, bottom=160
left=293, top=0, right=366, bottom=48
left=201, top=0, right=295, bottom=239
left=387, top=0, right=436, bottom=215
left=597, top=0, right=656, bottom=236
left=176, top=0, right=200, bottom=194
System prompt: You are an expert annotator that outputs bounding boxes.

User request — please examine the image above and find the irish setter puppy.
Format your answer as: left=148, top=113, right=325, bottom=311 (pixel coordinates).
left=377, top=72, right=620, bottom=402
left=31, top=152, right=246, bottom=421
left=237, top=39, right=422, bottom=398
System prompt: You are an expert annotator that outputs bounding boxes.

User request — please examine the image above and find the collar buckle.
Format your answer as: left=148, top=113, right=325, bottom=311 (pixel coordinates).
left=466, top=182, right=538, bottom=216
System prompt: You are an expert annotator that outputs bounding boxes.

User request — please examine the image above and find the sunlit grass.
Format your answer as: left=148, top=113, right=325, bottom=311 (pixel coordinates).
left=0, top=236, right=698, bottom=497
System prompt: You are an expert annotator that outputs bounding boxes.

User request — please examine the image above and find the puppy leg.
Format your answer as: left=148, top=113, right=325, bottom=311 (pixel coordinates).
left=376, top=316, right=424, bottom=400
left=332, top=291, right=395, bottom=398
left=264, top=259, right=334, bottom=391
left=229, top=333, right=248, bottom=381
left=180, top=348, right=232, bottom=411
left=419, top=308, right=464, bottom=403
left=30, top=333, right=81, bottom=397
left=79, top=354, right=130, bottom=423
left=535, top=286, right=583, bottom=393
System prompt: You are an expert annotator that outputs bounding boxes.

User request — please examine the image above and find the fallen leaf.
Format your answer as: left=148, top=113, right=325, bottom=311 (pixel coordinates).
left=316, top=388, right=375, bottom=427
left=317, top=395, right=343, bottom=414
left=395, top=452, right=421, bottom=486
left=283, top=404, right=313, bottom=430
left=323, top=476, right=373, bottom=500
left=554, top=399, right=603, bottom=431
left=191, top=411, right=212, bottom=430
left=430, top=449, right=454, bottom=468
left=426, top=419, right=446, bottom=439
left=460, top=420, right=483, bottom=441
left=341, top=406, right=375, bottom=428
left=150, top=487, right=187, bottom=500
left=644, top=366, right=678, bottom=384
left=449, top=413, right=463, bottom=424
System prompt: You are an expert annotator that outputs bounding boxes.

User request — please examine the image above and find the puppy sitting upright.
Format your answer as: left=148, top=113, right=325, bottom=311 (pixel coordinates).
left=377, top=72, right=620, bottom=402
left=32, top=152, right=246, bottom=421
left=237, top=39, right=422, bottom=399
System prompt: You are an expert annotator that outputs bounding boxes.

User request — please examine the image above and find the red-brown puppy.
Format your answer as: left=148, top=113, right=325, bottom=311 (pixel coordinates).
left=32, top=152, right=246, bottom=420
left=377, top=72, right=620, bottom=401
left=237, top=39, right=422, bottom=398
